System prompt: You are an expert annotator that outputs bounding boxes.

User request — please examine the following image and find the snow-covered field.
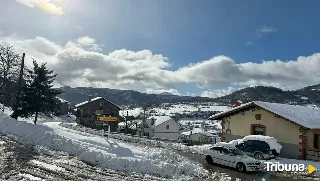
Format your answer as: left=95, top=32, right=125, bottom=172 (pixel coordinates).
left=0, top=135, right=169, bottom=181
left=2, top=105, right=76, bottom=124
left=120, top=103, right=230, bottom=117
left=0, top=109, right=213, bottom=180
left=60, top=123, right=207, bottom=155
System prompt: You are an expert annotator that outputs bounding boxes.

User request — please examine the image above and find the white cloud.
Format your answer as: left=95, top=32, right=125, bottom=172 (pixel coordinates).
left=259, top=26, right=278, bottom=33
left=16, top=0, right=64, bottom=15
left=146, top=88, right=180, bottom=95
left=1, top=34, right=320, bottom=94
left=246, top=41, right=253, bottom=45
left=201, top=87, right=238, bottom=98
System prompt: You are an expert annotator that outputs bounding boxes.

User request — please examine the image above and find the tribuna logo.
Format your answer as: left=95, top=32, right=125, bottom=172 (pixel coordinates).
left=265, top=162, right=305, bottom=172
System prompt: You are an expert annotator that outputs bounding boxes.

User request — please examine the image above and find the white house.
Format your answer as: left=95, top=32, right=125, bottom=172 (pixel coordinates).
left=137, top=116, right=180, bottom=140
left=180, top=128, right=221, bottom=144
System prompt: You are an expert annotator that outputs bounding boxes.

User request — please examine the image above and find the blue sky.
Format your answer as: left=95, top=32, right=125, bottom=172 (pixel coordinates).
left=1, top=0, right=320, bottom=97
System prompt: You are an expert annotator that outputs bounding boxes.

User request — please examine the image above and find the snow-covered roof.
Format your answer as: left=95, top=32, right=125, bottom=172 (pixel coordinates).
left=181, top=128, right=215, bottom=137
left=208, top=101, right=320, bottom=129
left=74, top=97, right=120, bottom=109
left=118, top=121, right=131, bottom=126
left=149, top=116, right=173, bottom=127
left=56, top=97, right=69, bottom=103
left=75, top=97, right=103, bottom=107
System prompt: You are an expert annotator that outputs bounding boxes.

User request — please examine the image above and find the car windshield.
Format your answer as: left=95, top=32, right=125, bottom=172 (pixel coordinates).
left=229, top=148, right=244, bottom=156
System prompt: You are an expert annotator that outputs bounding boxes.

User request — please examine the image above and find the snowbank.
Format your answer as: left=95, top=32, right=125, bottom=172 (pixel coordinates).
left=0, top=112, right=209, bottom=180
left=60, top=123, right=208, bottom=155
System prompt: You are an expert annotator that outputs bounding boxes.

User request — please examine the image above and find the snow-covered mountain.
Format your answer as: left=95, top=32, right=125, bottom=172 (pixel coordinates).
left=56, top=86, right=214, bottom=106
left=55, top=84, right=320, bottom=107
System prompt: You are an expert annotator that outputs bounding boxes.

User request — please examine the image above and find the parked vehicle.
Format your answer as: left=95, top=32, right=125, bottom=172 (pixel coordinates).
left=235, top=135, right=282, bottom=160
left=204, top=145, right=263, bottom=172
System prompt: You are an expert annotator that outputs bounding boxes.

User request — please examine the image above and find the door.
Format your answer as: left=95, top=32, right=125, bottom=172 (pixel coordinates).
left=209, top=147, right=222, bottom=164
left=238, top=141, right=255, bottom=156
left=221, top=147, right=233, bottom=167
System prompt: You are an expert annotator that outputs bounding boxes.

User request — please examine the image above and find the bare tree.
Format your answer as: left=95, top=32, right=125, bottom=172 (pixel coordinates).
left=0, top=42, right=20, bottom=111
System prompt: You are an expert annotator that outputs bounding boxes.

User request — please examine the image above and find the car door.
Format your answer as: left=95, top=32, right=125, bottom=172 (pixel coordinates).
left=209, top=146, right=222, bottom=164
left=221, top=147, right=235, bottom=167
left=237, top=141, right=254, bottom=156
left=254, top=140, right=270, bottom=153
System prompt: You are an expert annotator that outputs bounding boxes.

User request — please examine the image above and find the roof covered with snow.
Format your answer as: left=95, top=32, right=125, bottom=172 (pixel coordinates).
left=56, top=97, right=69, bottom=103
left=181, top=128, right=215, bottom=137
left=148, top=116, right=174, bottom=127
left=208, top=101, right=320, bottom=129
left=74, top=97, right=120, bottom=109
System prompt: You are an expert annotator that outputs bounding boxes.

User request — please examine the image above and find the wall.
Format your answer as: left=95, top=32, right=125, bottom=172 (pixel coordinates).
left=154, top=119, right=180, bottom=140
left=223, top=107, right=301, bottom=159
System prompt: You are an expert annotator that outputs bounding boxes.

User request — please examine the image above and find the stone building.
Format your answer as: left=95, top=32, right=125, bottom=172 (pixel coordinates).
left=74, top=96, right=121, bottom=131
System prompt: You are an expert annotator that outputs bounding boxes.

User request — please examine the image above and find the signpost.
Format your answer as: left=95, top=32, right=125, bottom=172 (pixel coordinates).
left=97, top=116, right=117, bottom=122
left=96, top=114, right=118, bottom=139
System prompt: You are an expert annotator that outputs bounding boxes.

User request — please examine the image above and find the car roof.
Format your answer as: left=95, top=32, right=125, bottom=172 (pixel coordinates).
left=212, top=145, right=237, bottom=149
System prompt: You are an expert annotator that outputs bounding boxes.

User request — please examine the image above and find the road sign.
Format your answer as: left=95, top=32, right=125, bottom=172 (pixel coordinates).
left=97, top=116, right=117, bottom=122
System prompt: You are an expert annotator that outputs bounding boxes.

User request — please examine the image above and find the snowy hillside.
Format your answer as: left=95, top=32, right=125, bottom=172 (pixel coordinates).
left=120, top=103, right=230, bottom=118
left=1, top=104, right=76, bottom=124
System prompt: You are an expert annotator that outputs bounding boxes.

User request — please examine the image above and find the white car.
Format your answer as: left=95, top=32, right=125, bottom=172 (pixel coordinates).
left=204, top=145, right=264, bottom=172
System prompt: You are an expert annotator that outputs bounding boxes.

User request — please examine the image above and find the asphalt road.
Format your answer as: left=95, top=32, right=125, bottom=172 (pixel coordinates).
left=177, top=151, right=318, bottom=181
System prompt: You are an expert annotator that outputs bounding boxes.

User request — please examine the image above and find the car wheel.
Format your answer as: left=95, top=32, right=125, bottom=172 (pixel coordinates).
left=205, top=155, right=213, bottom=164
left=236, top=162, right=246, bottom=172
left=254, top=152, right=264, bottom=160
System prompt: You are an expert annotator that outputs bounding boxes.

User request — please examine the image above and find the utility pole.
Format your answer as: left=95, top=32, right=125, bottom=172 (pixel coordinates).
left=11, top=53, right=25, bottom=119
left=142, top=105, right=146, bottom=136
left=125, top=111, right=128, bottom=134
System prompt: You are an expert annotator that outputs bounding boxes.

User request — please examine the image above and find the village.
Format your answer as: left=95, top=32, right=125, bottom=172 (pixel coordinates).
left=2, top=1, right=320, bottom=180
left=58, top=95, right=320, bottom=170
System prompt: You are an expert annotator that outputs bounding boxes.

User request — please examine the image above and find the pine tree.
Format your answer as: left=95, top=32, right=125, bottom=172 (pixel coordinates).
left=15, top=60, right=61, bottom=124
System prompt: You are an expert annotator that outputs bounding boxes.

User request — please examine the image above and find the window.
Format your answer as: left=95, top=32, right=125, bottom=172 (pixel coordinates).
left=221, top=148, right=231, bottom=154
left=251, top=124, right=266, bottom=135
left=314, top=134, right=319, bottom=150
left=254, top=140, right=270, bottom=149
left=166, top=125, right=169, bottom=129
left=243, top=140, right=254, bottom=146
left=210, top=146, right=222, bottom=153
left=255, top=114, right=261, bottom=120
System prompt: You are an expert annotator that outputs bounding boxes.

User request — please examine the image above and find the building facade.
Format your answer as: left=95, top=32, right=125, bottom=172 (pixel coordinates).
left=209, top=101, right=320, bottom=160
left=74, top=96, right=121, bottom=131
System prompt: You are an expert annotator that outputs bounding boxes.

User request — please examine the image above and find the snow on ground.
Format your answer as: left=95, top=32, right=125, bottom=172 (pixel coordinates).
left=120, top=103, right=230, bottom=117
left=0, top=111, right=209, bottom=180
left=2, top=103, right=76, bottom=124
left=0, top=135, right=170, bottom=181
left=154, top=104, right=229, bottom=115
left=60, top=122, right=210, bottom=156
left=180, top=119, right=222, bottom=130
left=120, top=108, right=144, bottom=117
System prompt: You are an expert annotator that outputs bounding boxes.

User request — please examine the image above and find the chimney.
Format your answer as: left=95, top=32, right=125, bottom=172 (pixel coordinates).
left=88, top=95, right=92, bottom=102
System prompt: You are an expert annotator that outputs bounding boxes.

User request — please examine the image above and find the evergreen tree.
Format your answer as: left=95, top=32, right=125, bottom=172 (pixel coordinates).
left=13, top=60, right=61, bottom=124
